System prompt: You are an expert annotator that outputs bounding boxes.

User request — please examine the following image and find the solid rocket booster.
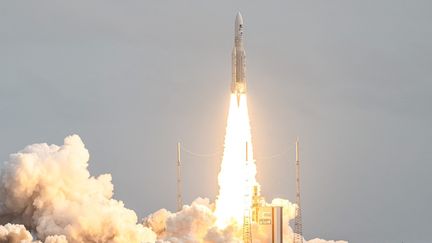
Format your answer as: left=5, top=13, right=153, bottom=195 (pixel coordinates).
left=231, top=12, right=247, bottom=103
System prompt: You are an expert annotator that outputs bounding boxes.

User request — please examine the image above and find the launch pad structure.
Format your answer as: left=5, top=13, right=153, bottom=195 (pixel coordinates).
left=248, top=139, right=304, bottom=243
left=175, top=138, right=305, bottom=243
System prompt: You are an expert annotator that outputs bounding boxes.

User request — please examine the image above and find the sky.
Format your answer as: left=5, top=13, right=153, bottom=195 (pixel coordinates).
left=0, top=1, right=431, bottom=242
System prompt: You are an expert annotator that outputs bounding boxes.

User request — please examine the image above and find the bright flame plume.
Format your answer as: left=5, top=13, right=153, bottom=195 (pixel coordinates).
left=214, top=94, right=258, bottom=228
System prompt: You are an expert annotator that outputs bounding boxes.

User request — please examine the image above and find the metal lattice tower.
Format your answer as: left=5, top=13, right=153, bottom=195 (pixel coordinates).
left=293, top=138, right=303, bottom=243
left=243, top=142, right=252, bottom=243
left=243, top=208, right=252, bottom=243
left=176, top=142, right=183, bottom=212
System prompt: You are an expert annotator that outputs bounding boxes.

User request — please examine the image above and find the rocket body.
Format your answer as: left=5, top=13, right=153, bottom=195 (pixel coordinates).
left=231, top=13, right=247, bottom=101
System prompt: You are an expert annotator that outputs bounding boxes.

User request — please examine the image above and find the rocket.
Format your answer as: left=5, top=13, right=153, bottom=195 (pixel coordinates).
left=231, top=12, right=247, bottom=105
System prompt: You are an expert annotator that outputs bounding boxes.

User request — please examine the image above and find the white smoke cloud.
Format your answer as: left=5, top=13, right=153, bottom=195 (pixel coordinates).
left=0, top=223, right=71, bottom=243
left=0, top=223, right=35, bottom=243
left=144, top=198, right=230, bottom=243
left=143, top=208, right=170, bottom=238
left=0, top=135, right=156, bottom=243
left=44, top=235, right=68, bottom=243
left=307, top=239, right=348, bottom=243
left=143, top=198, right=242, bottom=243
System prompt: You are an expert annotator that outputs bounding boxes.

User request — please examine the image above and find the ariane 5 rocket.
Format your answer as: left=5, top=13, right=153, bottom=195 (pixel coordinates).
left=231, top=12, right=247, bottom=106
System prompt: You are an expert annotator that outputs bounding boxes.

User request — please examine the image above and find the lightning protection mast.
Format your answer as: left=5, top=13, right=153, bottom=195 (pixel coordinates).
left=177, top=142, right=183, bottom=212
left=243, top=141, right=252, bottom=243
left=293, top=138, right=303, bottom=243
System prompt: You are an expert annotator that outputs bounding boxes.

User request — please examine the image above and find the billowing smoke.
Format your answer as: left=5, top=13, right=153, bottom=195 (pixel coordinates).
left=0, top=223, right=34, bottom=243
left=0, top=135, right=156, bottom=243
left=0, top=223, right=69, bottom=243
left=143, top=198, right=241, bottom=243
left=307, top=240, right=348, bottom=243
left=144, top=197, right=346, bottom=243
left=0, top=135, right=346, bottom=243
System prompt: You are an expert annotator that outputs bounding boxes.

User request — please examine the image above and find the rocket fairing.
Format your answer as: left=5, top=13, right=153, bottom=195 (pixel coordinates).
left=231, top=12, right=247, bottom=104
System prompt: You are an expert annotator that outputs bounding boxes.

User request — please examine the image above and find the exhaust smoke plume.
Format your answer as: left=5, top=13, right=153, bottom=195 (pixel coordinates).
left=0, top=223, right=34, bottom=243
left=0, top=135, right=156, bottom=243
left=0, top=135, right=347, bottom=243
left=214, top=94, right=257, bottom=228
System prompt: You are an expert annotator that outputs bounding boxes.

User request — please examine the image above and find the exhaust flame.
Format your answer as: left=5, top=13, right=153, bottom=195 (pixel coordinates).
left=214, top=94, right=258, bottom=228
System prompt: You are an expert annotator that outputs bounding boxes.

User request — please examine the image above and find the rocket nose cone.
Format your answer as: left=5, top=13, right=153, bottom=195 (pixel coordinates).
left=235, top=12, right=243, bottom=25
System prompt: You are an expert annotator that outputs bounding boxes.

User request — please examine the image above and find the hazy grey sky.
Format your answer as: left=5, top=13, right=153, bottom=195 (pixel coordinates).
left=1, top=1, right=431, bottom=242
